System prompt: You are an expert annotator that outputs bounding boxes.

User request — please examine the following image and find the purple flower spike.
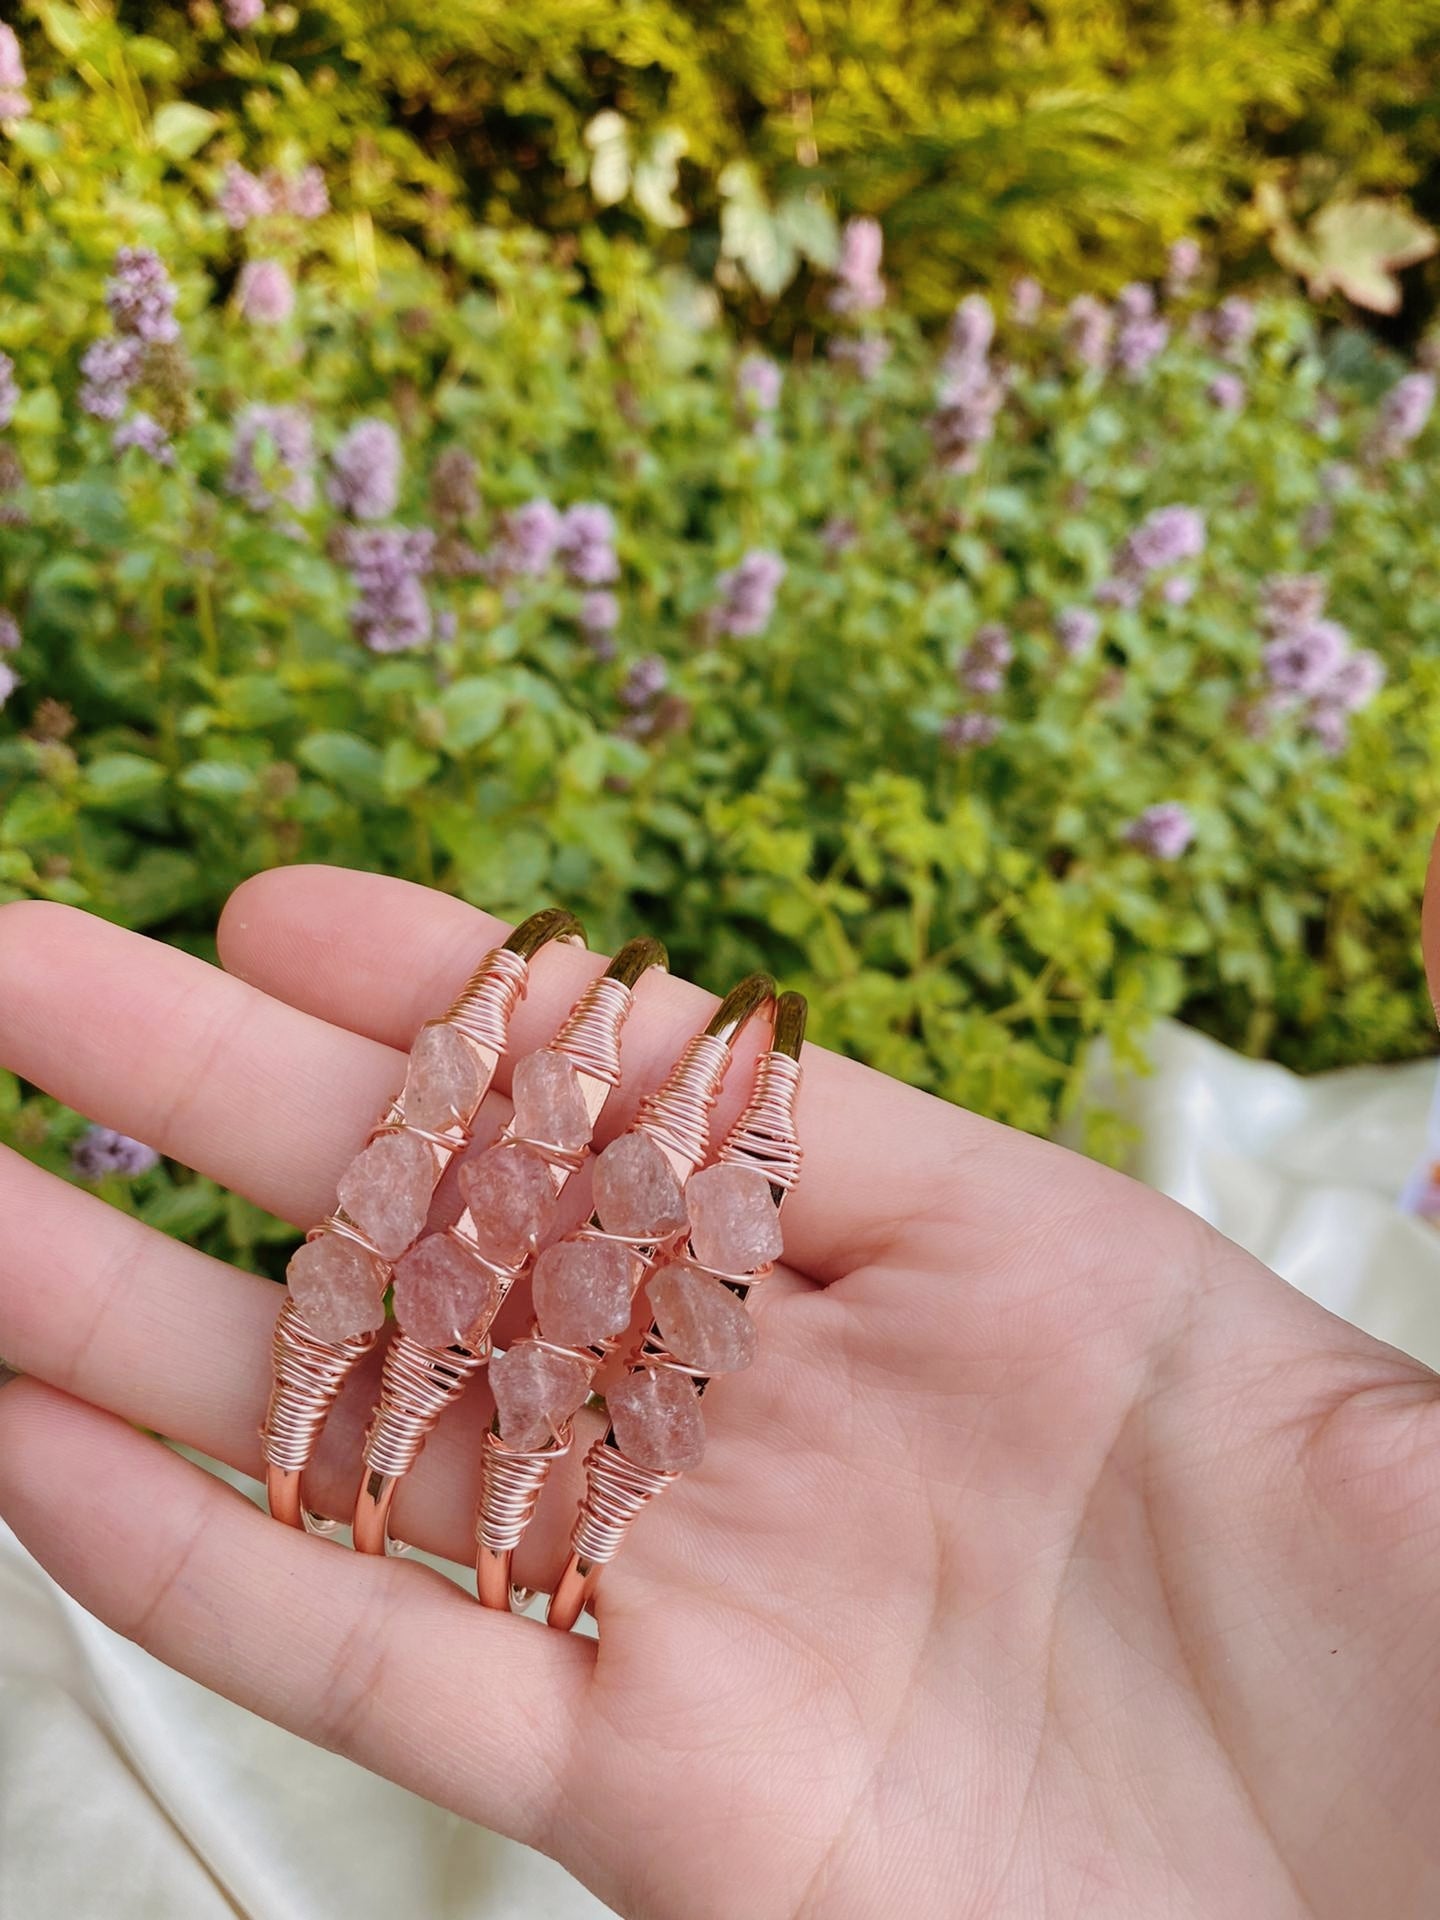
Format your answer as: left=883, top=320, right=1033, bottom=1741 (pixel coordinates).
left=1125, top=802, right=1194, bottom=861
left=1055, top=607, right=1100, bottom=657
left=72, top=1125, right=160, bottom=1180
left=328, top=418, right=402, bottom=522
left=237, top=259, right=294, bottom=325
left=713, top=550, right=786, bottom=639
left=830, top=218, right=886, bottom=316
left=106, top=248, right=180, bottom=345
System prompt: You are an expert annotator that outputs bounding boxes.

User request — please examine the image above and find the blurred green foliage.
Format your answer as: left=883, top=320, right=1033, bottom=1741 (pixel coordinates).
left=12, top=1, right=1440, bottom=323
left=0, top=4, right=1438, bottom=1270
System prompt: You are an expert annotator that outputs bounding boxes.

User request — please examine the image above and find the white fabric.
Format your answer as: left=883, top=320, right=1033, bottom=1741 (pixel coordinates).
left=3, top=1019, right=1439, bottom=1917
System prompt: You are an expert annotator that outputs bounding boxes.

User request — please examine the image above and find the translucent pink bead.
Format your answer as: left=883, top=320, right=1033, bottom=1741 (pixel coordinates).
left=532, top=1235, right=637, bottom=1348
left=685, top=1162, right=782, bottom=1273
left=392, top=1231, right=500, bottom=1350
left=490, top=1339, right=590, bottom=1450
left=511, top=1050, right=593, bottom=1153
left=591, top=1132, right=687, bottom=1240
left=648, top=1261, right=755, bottom=1373
left=286, top=1233, right=386, bottom=1342
left=608, top=1365, right=705, bottom=1472
left=402, top=1023, right=484, bottom=1134
left=336, top=1129, right=435, bottom=1259
left=457, top=1143, right=558, bottom=1265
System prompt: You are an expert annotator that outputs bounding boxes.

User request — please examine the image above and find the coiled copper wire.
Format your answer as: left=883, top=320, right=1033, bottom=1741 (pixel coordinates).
left=261, top=908, right=584, bottom=1531
left=353, top=937, right=669, bottom=1557
left=443, top=942, right=533, bottom=1057
left=475, top=1428, right=558, bottom=1556
left=545, top=989, right=806, bottom=1630
left=359, top=1335, right=491, bottom=1481
left=476, top=972, right=777, bottom=1609
left=568, top=1438, right=676, bottom=1566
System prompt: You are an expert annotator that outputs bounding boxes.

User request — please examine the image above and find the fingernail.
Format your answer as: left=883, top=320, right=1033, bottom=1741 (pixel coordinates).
left=0, top=1364, right=20, bottom=1390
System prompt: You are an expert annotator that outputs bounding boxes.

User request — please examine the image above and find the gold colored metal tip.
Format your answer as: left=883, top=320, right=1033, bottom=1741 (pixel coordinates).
left=772, top=990, right=808, bottom=1061
left=503, top=907, right=586, bottom=957
left=604, top=936, right=668, bottom=989
left=705, top=971, right=776, bottom=1045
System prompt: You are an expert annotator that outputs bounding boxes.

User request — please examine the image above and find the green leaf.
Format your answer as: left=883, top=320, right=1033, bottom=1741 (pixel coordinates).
left=176, top=761, right=257, bottom=801
left=82, top=753, right=168, bottom=808
left=5, top=121, right=63, bottom=161
left=152, top=102, right=221, bottom=160
left=437, top=676, right=509, bottom=751
left=381, top=737, right=440, bottom=798
left=297, top=731, right=385, bottom=800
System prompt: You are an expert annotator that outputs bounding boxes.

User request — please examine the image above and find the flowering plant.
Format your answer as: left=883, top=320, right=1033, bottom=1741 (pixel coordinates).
left=1, top=26, right=1438, bottom=1268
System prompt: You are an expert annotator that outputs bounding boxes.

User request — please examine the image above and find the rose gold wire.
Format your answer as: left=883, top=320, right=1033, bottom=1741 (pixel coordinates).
left=260, top=908, right=583, bottom=1530
left=353, top=939, right=667, bottom=1556
left=261, top=1299, right=378, bottom=1532
left=545, top=989, right=806, bottom=1630
left=476, top=972, right=777, bottom=1609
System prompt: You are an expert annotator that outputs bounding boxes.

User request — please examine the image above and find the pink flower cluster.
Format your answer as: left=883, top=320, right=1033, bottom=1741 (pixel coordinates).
left=1096, top=505, right=1205, bottom=608
left=1125, top=802, right=1195, bottom=861
left=1257, top=574, right=1383, bottom=752
left=1064, top=285, right=1168, bottom=379
left=0, top=24, right=30, bottom=120
left=80, top=249, right=180, bottom=462
left=829, top=219, right=886, bottom=316
left=217, top=162, right=329, bottom=230
left=930, top=296, right=1006, bottom=474
left=712, top=550, right=786, bottom=638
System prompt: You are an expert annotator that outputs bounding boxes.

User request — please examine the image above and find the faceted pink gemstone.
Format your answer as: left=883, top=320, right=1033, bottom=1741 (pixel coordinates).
left=457, top=1142, right=558, bottom=1265
left=287, top=1233, right=386, bottom=1342
left=490, top=1339, right=591, bottom=1450
left=648, top=1261, right=756, bottom=1373
left=511, top=1050, right=593, bottom=1153
left=532, top=1234, right=637, bottom=1349
left=392, top=1231, right=500, bottom=1350
left=685, top=1162, right=783, bottom=1274
left=608, top=1365, right=705, bottom=1472
left=591, top=1132, right=688, bottom=1241
left=402, top=1022, right=484, bottom=1134
left=336, top=1129, right=435, bottom=1259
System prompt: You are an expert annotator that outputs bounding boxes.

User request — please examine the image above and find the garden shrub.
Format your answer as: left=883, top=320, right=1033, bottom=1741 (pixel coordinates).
left=1, top=8, right=1438, bottom=1270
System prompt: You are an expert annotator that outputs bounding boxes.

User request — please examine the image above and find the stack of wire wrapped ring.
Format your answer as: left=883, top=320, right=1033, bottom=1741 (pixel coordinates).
left=260, top=911, right=806, bottom=1629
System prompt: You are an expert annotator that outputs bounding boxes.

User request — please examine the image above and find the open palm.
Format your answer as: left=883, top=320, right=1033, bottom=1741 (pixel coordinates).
left=2, top=865, right=1438, bottom=1920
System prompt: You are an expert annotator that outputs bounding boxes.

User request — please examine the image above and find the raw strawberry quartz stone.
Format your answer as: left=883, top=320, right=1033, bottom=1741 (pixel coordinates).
left=608, top=1365, right=706, bottom=1473
left=647, top=1261, right=756, bottom=1373
left=532, top=1234, right=637, bottom=1348
left=510, top=1050, right=593, bottom=1153
left=490, top=1340, right=591, bottom=1451
left=458, top=1141, right=559, bottom=1265
left=401, top=1021, right=485, bottom=1134
left=286, top=1232, right=387, bottom=1343
left=684, top=1162, right=783, bottom=1272
left=335, top=1129, right=435, bottom=1260
left=591, top=1131, right=688, bottom=1239
left=392, top=1230, right=500, bottom=1350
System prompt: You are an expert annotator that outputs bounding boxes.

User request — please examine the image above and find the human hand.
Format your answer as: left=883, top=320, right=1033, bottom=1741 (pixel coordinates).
left=1, top=865, right=1437, bottom=1918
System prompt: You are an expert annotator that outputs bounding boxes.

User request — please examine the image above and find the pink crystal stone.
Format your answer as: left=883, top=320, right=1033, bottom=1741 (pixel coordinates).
left=648, top=1261, right=756, bottom=1373
left=402, top=1022, right=484, bottom=1134
left=511, top=1050, right=593, bottom=1153
left=685, top=1162, right=783, bottom=1273
left=457, top=1142, right=558, bottom=1265
left=392, top=1231, right=500, bottom=1350
left=591, top=1132, right=688, bottom=1241
left=532, top=1234, right=637, bottom=1349
left=609, top=1366, right=705, bottom=1472
left=490, top=1339, right=590, bottom=1450
left=286, top=1232, right=386, bottom=1342
left=336, top=1129, right=435, bottom=1259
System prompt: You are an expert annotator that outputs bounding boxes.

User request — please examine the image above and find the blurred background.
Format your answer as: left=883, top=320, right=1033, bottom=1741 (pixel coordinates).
left=2, top=1, right=1440, bottom=1262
